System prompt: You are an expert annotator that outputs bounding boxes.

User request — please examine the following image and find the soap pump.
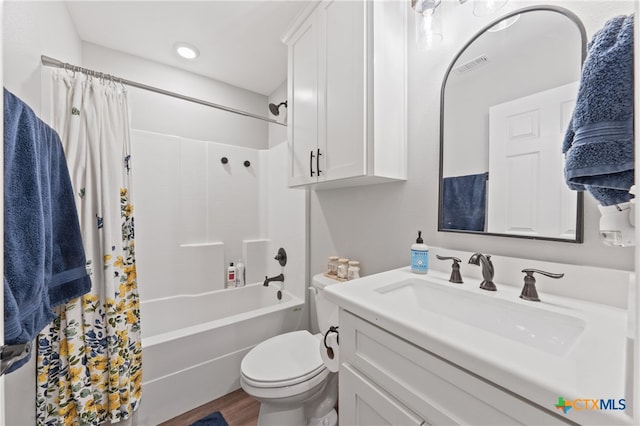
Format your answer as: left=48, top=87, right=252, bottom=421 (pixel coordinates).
left=411, top=231, right=429, bottom=274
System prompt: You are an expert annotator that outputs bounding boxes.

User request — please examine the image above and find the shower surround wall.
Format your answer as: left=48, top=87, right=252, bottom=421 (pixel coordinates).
left=132, top=132, right=306, bottom=423
left=132, top=130, right=261, bottom=297
left=132, top=130, right=305, bottom=298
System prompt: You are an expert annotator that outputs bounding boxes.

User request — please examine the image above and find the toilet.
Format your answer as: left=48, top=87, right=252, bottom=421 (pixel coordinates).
left=240, top=274, right=339, bottom=426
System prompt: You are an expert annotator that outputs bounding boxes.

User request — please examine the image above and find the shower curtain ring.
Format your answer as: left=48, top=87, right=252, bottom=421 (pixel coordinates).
left=63, top=63, right=74, bottom=77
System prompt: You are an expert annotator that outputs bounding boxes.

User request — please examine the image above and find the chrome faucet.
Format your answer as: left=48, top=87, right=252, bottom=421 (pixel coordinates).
left=263, top=273, right=284, bottom=287
left=468, top=253, right=496, bottom=291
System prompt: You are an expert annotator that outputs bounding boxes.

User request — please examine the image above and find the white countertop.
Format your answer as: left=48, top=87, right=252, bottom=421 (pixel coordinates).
left=325, top=266, right=633, bottom=425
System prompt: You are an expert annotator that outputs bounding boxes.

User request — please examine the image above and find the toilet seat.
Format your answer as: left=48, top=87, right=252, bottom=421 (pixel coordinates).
left=241, top=330, right=326, bottom=388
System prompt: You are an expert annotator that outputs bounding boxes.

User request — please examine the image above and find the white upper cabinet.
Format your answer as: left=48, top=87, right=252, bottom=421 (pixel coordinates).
left=283, top=0, right=407, bottom=189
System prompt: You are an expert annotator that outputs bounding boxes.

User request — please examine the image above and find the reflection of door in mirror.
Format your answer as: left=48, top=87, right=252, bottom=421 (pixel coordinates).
left=487, top=82, right=578, bottom=238
left=439, top=7, right=586, bottom=242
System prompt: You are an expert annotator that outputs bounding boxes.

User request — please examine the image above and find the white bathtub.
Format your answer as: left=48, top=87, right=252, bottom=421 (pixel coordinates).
left=138, top=283, right=304, bottom=425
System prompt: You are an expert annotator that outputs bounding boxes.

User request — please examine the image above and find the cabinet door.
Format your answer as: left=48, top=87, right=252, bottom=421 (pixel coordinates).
left=340, top=364, right=425, bottom=426
left=318, top=0, right=366, bottom=182
left=287, top=12, right=319, bottom=187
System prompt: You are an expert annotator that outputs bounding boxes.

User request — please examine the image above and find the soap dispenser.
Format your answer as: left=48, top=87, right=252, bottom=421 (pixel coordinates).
left=411, top=231, right=429, bottom=274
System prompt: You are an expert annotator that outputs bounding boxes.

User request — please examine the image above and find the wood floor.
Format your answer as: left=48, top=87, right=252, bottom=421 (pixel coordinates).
left=159, top=388, right=260, bottom=426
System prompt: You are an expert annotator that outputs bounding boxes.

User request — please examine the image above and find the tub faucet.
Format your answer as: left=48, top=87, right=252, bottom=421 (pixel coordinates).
left=468, top=253, right=496, bottom=291
left=263, top=273, right=284, bottom=287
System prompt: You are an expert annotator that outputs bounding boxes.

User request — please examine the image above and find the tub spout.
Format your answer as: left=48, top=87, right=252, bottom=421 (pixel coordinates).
left=263, top=273, right=284, bottom=286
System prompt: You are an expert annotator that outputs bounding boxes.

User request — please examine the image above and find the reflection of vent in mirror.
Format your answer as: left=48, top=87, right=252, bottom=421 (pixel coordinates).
left=453, top=55, right=489, bottom=75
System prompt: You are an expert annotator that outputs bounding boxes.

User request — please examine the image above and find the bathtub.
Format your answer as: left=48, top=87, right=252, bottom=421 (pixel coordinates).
left=138, top=283, right=304, bottom=425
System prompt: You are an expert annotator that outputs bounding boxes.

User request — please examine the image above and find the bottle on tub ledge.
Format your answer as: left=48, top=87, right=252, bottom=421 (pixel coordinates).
left=227, top=262, right=237, bottom=288
left=236, top=260, right=246, bottom=287
left=411, top=230, right=429, bottom=274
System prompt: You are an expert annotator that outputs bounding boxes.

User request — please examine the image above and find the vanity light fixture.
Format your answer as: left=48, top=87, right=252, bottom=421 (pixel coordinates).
left=174, top=42, right=200, bottom=60
left=411, top=0, right=443, bottom=51
left=412, top=0, right=509, bottom=50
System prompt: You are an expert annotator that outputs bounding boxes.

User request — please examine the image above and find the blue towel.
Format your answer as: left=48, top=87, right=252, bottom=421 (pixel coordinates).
left=3, top=88, right=91, bottom=373
left=562, top=14, right=634, bottom=206
left=441, top=172, right=488, bottom=232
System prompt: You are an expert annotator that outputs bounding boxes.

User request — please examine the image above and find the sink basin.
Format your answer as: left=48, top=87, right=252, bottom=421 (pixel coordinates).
left=375, top=278, right=585, bottom=356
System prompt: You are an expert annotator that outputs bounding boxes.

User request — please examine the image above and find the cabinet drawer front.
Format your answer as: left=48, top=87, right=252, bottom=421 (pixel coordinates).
left=341, top=363, right=425, bottom=426
left=341, top=311, right=570, bottom=426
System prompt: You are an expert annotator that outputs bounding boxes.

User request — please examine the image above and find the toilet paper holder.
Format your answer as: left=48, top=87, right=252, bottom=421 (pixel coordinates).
left=323, top=326, right=339, bottom=359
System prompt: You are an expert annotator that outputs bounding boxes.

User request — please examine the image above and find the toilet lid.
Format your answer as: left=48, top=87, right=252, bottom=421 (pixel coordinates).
left=241, top=330, right=325, bottom=385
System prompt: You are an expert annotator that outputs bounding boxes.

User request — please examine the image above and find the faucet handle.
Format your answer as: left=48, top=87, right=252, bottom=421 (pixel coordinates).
left=274, top=247, right=287, bottom=267
left=520, top=269, right=564, bottom=302
left=436, top=255, right=463, bottom=284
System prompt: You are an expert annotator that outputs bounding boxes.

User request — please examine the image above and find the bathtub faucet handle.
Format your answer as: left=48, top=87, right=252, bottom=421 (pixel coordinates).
left=274, top=248, right=287, bottom=267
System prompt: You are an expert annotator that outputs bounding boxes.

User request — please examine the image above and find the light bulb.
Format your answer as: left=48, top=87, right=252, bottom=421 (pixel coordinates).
left=473, top=0, right=508, bottom=17
left=174, top=42, right=200, bottom=60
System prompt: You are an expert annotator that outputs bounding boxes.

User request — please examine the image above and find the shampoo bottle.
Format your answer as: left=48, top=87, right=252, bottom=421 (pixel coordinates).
left=227, top=262, right=237, bottom=288
left=411, top=231, right=429, bottom=274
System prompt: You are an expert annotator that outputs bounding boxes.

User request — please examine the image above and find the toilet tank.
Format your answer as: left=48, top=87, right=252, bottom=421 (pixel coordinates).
left=310, top=274, right=340, bottom=335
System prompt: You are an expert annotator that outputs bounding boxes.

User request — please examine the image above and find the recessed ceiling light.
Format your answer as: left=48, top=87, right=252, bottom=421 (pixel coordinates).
left=174, top=42, right=199, bottom=59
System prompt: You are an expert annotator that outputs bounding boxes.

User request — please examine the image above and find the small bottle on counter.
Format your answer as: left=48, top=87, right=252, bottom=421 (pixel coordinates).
left=337, top=258, right=349, bottom=279
left=327, top=256, right=339, bottom=275
left=347, top=261, right=360, bottom=280
left=227, top=262, right=237, bottom=288
left=236, top=261, right=245, bottom=287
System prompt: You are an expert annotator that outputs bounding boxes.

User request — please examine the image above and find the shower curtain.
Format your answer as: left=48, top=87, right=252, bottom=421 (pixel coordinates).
left=36, top=72, right=142, bottom=425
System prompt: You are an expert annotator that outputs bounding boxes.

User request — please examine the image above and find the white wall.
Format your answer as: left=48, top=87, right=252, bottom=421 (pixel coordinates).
left=81, top=42, right=269, bottom=149
left=3, top=1, right=81, bottom=113
left=3, top=2, right=82, bottom=425
left=309, top=0, right=636, bottom=284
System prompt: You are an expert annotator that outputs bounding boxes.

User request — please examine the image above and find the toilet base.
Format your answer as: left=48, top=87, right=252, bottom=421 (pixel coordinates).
left=258, top=403, right=305, bottom=426
left=250, top=372, right=338, bottom=426
left=309, top=408, right=338, bottom=426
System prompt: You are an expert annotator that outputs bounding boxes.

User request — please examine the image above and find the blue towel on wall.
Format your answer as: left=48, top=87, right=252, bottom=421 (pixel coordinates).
left=562, top=14, right=634, bottom=206
left=441, top=172, right=488, bottom=232
left=3, top=88, right=91, bottom=373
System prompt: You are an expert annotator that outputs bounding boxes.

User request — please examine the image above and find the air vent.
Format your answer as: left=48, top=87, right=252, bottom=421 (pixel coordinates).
left=453, top=55, right=489, bottom=75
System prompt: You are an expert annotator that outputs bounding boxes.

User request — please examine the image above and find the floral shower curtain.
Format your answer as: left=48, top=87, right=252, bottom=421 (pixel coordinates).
left=36, top=72, right=142, bottom=425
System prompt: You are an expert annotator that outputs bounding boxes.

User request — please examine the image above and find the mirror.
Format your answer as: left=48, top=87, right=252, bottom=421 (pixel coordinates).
left=439, top=7, right=586, bottom=242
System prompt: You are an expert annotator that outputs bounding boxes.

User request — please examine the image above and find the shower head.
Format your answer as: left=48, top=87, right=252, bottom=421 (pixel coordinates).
left=269, top=101, right=287, bottom=117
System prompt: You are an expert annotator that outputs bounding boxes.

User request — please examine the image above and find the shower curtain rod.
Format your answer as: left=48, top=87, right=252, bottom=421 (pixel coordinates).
left=40, top=55, right=286, bottom=127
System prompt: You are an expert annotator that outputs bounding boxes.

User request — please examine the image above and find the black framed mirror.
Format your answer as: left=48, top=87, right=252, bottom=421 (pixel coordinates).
left=439, top=6, right=586, bottom=242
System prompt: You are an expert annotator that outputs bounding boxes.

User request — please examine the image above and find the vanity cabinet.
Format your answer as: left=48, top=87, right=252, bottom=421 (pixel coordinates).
left=339, top=310, right=571, bottom=426
left=282, top=0, right=407, bottom=189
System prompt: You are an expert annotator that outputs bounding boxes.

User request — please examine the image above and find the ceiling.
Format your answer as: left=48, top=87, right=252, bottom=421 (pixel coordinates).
left=65, top=1, right=313, bottom=96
